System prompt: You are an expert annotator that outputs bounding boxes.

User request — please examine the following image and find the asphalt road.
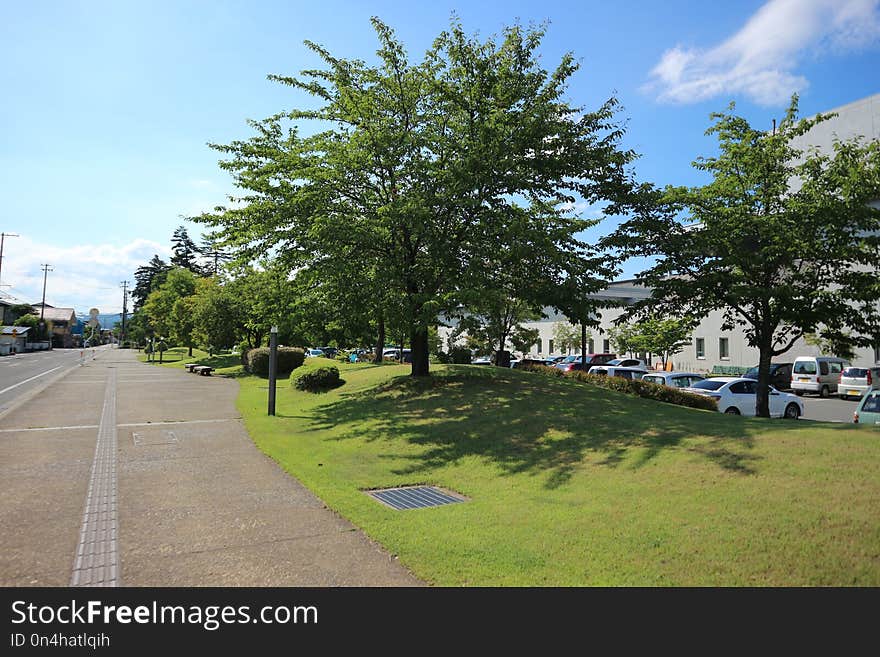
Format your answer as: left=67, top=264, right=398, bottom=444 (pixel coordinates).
left=800, top=394, right=860, bottom=424
left=0, top=347, right=100, bottom=416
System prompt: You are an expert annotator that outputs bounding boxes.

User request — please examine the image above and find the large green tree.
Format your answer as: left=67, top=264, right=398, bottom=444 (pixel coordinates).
left=606, top=96, right=880, bottom=417
left=198, top=18, right=634, bottom=376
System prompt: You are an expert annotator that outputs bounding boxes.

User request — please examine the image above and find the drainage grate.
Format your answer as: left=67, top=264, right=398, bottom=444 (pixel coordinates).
left=367, top=486, right=465, bottom=510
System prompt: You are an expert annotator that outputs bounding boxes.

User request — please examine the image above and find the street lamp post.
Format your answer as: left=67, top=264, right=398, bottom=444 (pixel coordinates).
left=0, top=232, right=20, bottom=291
left=268, top=325, right=278, bottom=416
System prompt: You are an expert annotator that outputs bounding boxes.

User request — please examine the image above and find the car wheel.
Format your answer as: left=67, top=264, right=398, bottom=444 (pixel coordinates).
left=724, top=407, right=740, bottom=415
left=783, top=403, right=800, bottom=420
left=820, top=386, right=830, bottom=398
left=794, top=390, right=803, bottom=396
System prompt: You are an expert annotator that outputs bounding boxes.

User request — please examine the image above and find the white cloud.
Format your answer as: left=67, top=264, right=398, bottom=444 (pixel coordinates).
left=645, top=0, right=880, bottom=106
left=0, top=236, right=170, bottom=315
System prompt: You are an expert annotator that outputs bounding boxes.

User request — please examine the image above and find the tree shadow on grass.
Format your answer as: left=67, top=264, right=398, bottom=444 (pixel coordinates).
left=304, top=367, right=819, bottom=488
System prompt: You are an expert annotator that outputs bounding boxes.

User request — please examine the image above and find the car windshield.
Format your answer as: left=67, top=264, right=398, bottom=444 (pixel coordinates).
left=690, top=379, right=726, bottom=391
left=793, top=362, right=817, bottom=374
left=843, top=368, right=868, bottom=378
left=606, top=359, right=622, bottom=365
left=862, top=394, right=880, bottom=413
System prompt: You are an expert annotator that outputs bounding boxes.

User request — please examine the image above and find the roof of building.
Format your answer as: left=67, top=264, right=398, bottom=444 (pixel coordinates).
left=38, top=307, right=76, bottom=323
left=1, top=325, right=31, bottom=335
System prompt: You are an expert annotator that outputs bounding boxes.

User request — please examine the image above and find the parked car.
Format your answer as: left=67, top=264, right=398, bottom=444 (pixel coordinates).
left=554, top=353, right=616, bottom=372
left=641, top=371, right=705, bottom=388
left=513, top=358, right=556, bottom=368
left=791, top=356, right=849, bottom=397
left=683, top=377, right=803, bottom=418
left=472, top=355, right=492, bottom=365
left=318, top=346, right=338, bottom=358
left=605, top=358, right=648, bottom=369
left=305, top=348, right=325, bottom=358
left=853, top=390, right=880, bottom=426
left=743, top=363, right=793, bottom=391
left=838, top=366, right=880, bottom=400
left=586, top=365, right=649, bottom=380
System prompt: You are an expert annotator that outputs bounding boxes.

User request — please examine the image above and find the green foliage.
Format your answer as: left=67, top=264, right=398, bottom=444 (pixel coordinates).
left=605, top=95, right=880, bottom=416
left=244, top=346, right=306, bottom=376
left=448, top=346, right=472, bottom=364
left=519, top=363, right=718, bottom=411
left=552, top=321, right=582, bottom=353
left=608, top=316, right=693, bottom=366
left=132, top=255, right=170, bottom=310
left=292, top=364, right=341, bottom=392
left=197, top=17, right=635, bottom=376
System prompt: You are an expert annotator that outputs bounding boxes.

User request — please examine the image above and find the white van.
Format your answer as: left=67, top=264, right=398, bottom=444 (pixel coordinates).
left=791, top=356, right=849, bottom=397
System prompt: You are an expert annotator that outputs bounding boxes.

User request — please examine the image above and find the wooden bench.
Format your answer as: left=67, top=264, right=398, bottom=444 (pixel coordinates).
left=192, top=365, right=214, bottom=376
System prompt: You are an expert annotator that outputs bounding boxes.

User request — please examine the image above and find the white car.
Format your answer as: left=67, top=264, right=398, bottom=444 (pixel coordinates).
left=305, top=348, right=325, bottom=358
left=586, top=365, right=649, bottom=380
left=605, top=358, right=648, bottom=369
left=684, top=377, right=803, bottom=419
left=641, top=371, right=705, bottom=389
left=838, top=366, right=880, bottom=400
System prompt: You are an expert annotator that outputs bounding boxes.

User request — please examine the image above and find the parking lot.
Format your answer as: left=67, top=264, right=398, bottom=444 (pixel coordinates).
left=800, top=395, right=860, bottom=424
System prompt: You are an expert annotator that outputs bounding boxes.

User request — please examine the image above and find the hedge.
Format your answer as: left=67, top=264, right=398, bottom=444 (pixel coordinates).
left=292, top=364, right=341, bottom=392
left=519, top=363, right=718, bottom=411
left=244, top=347, right=306, bottom=377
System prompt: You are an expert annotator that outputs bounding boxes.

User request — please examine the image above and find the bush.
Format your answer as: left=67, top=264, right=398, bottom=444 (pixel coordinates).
left=292, top=364, right=341, bottom=392
left=519, top=363, right=717, bottom=411
left=244, top=347, right=306, bottom=376
left=336, top=352, right=351, bottom=363
left=449, top=346, right=472, bottom=364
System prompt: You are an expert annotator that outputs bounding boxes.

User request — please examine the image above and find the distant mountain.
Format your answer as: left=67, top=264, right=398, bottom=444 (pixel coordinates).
left=73, top=312, right=123, bottom=334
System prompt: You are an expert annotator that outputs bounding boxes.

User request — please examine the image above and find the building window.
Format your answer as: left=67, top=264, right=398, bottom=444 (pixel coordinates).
left=602, top=339, right=610, bottom=353
left=535, top=338, right=542, bottom=354
left=548, top=339, right=554, bottom=354
left=588, top=338, right=594, bottom=353
left=696, top=338, right=705, bottom=359
left=719, top=337, right=729, bottom=360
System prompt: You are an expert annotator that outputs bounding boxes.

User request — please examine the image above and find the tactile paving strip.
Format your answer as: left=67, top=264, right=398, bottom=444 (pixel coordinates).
left=70, top=369, right=118, bottom=586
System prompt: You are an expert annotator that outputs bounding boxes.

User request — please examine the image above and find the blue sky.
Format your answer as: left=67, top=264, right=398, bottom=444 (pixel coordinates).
left=1, top=0, right=878, bottom=313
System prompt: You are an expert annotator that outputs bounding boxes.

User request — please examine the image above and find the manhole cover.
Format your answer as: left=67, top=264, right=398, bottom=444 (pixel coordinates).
left=366, top=486, right=466, bottom=510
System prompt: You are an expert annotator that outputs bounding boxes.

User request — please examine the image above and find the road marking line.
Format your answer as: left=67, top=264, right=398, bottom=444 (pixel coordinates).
left=71, top=368, right=119, bottom=587
left=0, top=424, right=99, bottom=433
left=117, top=418, right=240, bottom=427
left=0, top=366, right=63, bottom=396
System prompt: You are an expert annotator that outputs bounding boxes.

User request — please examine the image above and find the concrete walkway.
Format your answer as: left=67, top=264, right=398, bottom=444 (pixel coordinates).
left=0, top=348, right=420, bottom=586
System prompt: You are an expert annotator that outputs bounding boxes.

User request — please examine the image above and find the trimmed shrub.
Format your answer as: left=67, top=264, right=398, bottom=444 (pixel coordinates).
left=519, top=363, right=717, bottom=411
left=449, top=346, right=472, bottom=364
left=292, top=364, right=341, bottom=392
left=245, top=347, right=306, bottom=376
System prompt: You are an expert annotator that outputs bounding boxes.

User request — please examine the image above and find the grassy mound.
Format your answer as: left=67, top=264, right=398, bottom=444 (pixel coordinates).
left=236, top=363, right=880, bottom=585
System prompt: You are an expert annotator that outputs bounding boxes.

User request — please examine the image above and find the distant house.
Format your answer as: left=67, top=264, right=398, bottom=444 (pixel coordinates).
left=31, top=303, right=77, bottom=348
left=0, top=325, right=30, bottom=355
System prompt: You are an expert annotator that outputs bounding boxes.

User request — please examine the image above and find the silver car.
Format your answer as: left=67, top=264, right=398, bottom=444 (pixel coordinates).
left=838, top=366, right=880, bottom=400
left=641, top=371, right=705, bottom=389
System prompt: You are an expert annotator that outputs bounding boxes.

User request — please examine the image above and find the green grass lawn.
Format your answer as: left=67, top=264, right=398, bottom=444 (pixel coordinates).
left=163, top=354, right=880, bottom=585
left=137, top=347, right=241, bottom=373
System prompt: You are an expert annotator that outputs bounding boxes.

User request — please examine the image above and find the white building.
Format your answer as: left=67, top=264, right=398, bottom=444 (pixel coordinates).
left=441, top=93, right=880, bottom=372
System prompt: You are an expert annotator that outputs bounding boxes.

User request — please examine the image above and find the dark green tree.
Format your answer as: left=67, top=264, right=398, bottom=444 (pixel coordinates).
left=606, top=96, right=880, bottom=417
left=132, top=255, right=171, bottom=310
left=197, top=18, right=634, bottom=377
left=170, top=226, right=205, bottom=275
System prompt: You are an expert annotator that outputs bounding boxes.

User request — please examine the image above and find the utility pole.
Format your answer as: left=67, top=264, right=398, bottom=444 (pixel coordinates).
left=39, top=264, right=53, bottom=320
left=120, top=280, right=129, bottom=347
left=0, top=232, right=20, bottom=290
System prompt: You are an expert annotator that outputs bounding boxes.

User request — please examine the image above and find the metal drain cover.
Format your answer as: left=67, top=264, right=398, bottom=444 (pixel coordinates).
left=367, top=486, right=465, bottom=510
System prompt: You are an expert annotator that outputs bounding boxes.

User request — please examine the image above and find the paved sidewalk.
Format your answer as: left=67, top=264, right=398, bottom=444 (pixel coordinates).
left=0, top=349, right=420, bottom=586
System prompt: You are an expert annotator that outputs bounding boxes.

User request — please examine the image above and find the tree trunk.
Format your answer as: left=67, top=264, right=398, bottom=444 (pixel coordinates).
left=188, top=345, right=193, bottom=357
left=755, top=342, right=773, bottom=418
left=581, top=322, right=587, bottom=371
left=410, top=325, right=430, bottom=377
left=374, top=311, right=385, bottom=363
